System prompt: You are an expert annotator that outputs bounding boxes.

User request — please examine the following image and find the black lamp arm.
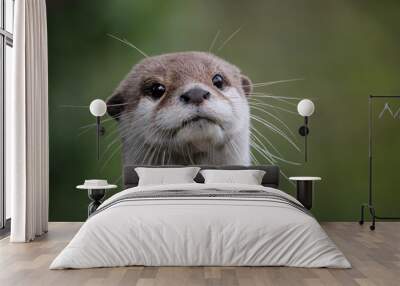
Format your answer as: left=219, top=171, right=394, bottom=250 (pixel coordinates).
left=298, top=116, right=309, bottom=162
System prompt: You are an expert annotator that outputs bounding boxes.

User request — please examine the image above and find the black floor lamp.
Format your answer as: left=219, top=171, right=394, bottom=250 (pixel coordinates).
left=359, top=95, right=400, bottom=230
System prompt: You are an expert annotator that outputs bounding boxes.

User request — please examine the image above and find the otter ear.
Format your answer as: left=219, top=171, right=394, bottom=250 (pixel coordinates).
left=241, top=74, right=253, bottom=96
left=106, top=93, right=125, bottom=121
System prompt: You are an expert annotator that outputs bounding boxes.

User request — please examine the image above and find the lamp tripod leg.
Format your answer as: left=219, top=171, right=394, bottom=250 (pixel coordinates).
left=359, top=204, right=365, bottom=225
left=369, top=206, right=376, bottom=231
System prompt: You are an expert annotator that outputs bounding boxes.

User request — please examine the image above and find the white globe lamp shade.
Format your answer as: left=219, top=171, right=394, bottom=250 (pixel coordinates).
left=89, top=99, right=107, bottom=117
left=297, top=99, right=315, bottom=117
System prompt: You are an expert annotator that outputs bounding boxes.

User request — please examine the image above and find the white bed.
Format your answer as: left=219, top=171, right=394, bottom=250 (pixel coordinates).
left=50, top=183, right=350, bottom=269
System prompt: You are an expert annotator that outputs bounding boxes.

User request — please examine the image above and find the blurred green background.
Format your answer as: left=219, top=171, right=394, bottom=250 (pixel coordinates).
left=46, top=0, right=400, bottom=221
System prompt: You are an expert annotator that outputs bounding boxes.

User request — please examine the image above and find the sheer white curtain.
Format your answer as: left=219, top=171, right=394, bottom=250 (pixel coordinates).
left=7, top=0, right=49, bottom=242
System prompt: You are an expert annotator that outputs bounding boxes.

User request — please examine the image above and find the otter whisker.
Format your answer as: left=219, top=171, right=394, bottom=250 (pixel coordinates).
left=207, top=143, right=211, bottom=163
left=229, top=140, right=242, bottom=161
left=250, top=133, right=277, bottom=163
left=148, top=129, right=169, bottom=164
left=78, top=116, right=133, bottom=140
left=251, top=113, right=296, bottom=143
left=106, top=102, right=130, bottom=107
left=131, top=130, right=160, bottom=164
left=100, top=104, right=181, bottom=167
left=248, top=93, right=302, bottom=100
left=250, top=97, right=298, bottom=108
left=100, top=141, right=123, bottom=171
left=111, top=120, right=145, bottom=140
left=62, top=101, right=130, bottom=115
left=249, top=95, right=299, bottom=107
left=78, top=111, right=138, bottom=132
left=250, top=139, right=299, bottom=183
left=101, top=120, right=151, bottom=168
left=251, top=140, right=301, bottom=165
left=217, top=27, right=242, bottom=51
left=275, top=98, right=297, bottom=107
left=125, top=135, right=148, bottom=165
left=249, top=105, right=297, bottom=138
left=250, top=142, right=276, bottom=165
left=133, top=125, right=171, bottom=165
left=249, top=101, right=297, bottom=114
left=251, top=114, right=289, bottom=139
left=226, top=140, right=246, bottom=165
left=280, top=170, right=296, bottom=187
left=101, top=111, right=138, bottom=124
left=185, top=145, right=195, bottom=165
left=249, top=151, right=260, bottom=165
left=208, top=30, right=221, bottom=52
left=158, top=131, right=174, bottom=164
left=130, top=124, right=161, bottom=156
left=147, top=132, right=170, bottom=165
left=250, top=135, right=280, bottom=163
left=104, top=120, right=134, bottom=137
left=250, top=140, right=276, bottom=164
left=245, top=78, right=304, bottom=88
left=102, top=135, right=123, bottom=156
left=160, top=131, right=176, bottom=163
left=79, top=122, right=97, bottom=130
left=250, top=136, right=276, bottom=164
left=162, top=133, right=178, bottom=165
left=167, top=145, right=172, bottom=165
left=107, top=33, right=149, bottom=58
left=78, top=117, right=120, bottom=137
left=250, top=126, right=282, bottom=157
left=78, top=115, right=119, bottom=130
left=104, top=126, right=123, bottom=140
left=145, top=146, right=157, bottom=165
left=129, top=139, right=147, bottom=164
left=249, top=141, right=274, bottom=165
left=250, top=114, right=300, bottom=152
left=161, top=150, right=166, bottom=165
left=111, top=175, right=122, bottom=186
left=59, top=104, right=89, bottom=108
left=77, top=127, right=94, bottom=137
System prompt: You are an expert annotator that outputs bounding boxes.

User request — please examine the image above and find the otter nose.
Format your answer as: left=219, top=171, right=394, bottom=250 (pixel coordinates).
left=180, top=88, right=210, bottom=105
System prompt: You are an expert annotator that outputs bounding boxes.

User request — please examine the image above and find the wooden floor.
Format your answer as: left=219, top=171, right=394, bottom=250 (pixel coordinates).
left=0, top=222, right=399, bottom=286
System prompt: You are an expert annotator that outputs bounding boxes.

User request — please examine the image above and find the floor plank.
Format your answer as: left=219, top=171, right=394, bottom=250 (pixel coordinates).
left=0, top=222, right=399, bottom=286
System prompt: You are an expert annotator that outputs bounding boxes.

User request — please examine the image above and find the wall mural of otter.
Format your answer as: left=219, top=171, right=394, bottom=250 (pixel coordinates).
left=48, top=0, right=400, bottom=222
left=103, top=40, right=301, bottom=171
left=71, top=31, right=303, bottom=188
left=107, top=51, right=253, bottom=166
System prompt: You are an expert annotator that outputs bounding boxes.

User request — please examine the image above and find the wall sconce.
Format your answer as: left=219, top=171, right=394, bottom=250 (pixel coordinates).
left=297, top=99, right=315, bottom=162
left=89, top=99, right=107, bottom=160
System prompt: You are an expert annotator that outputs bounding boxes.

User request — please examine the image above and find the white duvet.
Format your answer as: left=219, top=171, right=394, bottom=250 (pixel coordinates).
left=50, top=183, right=350, bottom=269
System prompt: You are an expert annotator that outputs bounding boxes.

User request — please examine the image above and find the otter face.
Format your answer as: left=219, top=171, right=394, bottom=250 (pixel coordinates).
left=107, top=51, right=252, bottom=163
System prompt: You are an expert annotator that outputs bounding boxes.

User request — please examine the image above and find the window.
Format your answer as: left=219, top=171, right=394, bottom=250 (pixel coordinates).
left=0, top=0, right=14, bottom=231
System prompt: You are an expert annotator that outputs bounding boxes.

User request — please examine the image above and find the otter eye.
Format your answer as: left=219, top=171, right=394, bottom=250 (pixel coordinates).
left=212, top=74, right=224, bottom=90
left=150, top=83, right=166, bottom=99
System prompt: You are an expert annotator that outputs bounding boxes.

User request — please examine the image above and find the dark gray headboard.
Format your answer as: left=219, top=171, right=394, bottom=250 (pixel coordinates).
left=123, top=165, right=280, bottom=189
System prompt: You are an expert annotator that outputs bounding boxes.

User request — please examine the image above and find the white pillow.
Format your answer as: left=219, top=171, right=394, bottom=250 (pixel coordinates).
left=135, top=167, right=200, bottom=186
left=200, top=169, right=266, bottom=185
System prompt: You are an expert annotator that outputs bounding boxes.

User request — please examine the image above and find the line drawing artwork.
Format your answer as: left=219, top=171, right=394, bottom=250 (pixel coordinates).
left=378, top=102, right=400, bottom=119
